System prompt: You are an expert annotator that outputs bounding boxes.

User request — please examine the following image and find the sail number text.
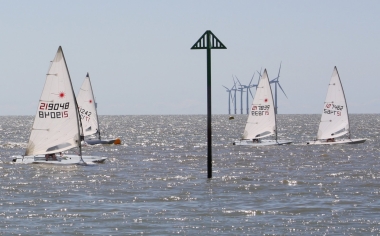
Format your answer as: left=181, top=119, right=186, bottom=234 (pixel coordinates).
left=251, top=105, right=270, bottom=116
left=79, top=107, right=92, bottom=122
left=324, top=103, right=343, bottom=116
left=39, top=102, right=69, bottom=118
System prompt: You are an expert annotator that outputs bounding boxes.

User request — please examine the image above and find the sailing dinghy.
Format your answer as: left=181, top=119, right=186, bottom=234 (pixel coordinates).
left=12, top=46, right=107, bottom=164
left=77, top=73, right=121, bottom=145
left=306, top=67, right=366, bottom=145
left=233, top=69, right=292, bottom=146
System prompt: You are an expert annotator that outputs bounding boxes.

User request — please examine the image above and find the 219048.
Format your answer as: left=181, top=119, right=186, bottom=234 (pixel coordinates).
left=38, top=102, right=70, bottom=118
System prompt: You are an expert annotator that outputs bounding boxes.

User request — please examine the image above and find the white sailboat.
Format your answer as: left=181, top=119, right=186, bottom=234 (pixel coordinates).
left=306, top=66, right=366, bottom=145
left=233, top=69, right=292, bottom=146
left=77, top=73, right=120, bottom=145
left=12, top=46, right=107, bottom=164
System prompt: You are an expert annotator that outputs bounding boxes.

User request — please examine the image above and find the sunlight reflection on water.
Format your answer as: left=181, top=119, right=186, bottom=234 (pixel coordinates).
left=0, top=114, right=379, bottom=234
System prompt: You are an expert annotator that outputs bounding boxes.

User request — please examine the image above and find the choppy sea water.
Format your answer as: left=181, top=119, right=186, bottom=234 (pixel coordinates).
left=0, top=114, right=379, bottom=235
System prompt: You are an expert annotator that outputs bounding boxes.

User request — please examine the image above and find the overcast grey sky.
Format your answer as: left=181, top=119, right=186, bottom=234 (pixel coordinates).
left=1, top=1, right=379, bottom=115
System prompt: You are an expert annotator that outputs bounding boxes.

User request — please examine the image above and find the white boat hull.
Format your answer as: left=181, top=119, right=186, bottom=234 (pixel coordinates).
left=306, top=138, right=366, bottom=145
left=233, top=139, right=292, bottom=146
left=12, top=154, right=107, bottom=164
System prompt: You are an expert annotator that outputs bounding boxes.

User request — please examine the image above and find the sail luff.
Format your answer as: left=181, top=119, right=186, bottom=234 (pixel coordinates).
left=335, top=67, right=351, bottom=139
left=60, top=47, right=83, bottom=158
left=87, top=73, right=101, bottom=140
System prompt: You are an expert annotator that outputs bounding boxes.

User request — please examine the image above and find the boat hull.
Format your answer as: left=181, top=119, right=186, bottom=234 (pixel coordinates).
left=84, top=138, right=121, bottom=145
left=306, top=138, right=366, bottom=145
left=233, top=139, right=292, bottom=146
left=84, top=139, right=117, bottom=145
left=12, top=154, right=107, bottom=164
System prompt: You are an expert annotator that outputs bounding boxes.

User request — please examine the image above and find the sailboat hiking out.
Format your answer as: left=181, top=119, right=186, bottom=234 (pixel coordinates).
left=77, top=73, right=121, bottom=145
left=12, top=46, right=107, bottom=164
left=233, top=69, right=292, bottom=146
left=306, top=66, right=366, bottom=145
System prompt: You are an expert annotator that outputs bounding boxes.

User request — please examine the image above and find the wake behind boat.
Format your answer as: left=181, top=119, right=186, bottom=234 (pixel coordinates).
left=306, top=67, right=366, bottom=145
left=12, top=46, right=107, bottom=164
left=233, top=69, right=292, bottom=146
left=77, top=73, right=121, bottom=146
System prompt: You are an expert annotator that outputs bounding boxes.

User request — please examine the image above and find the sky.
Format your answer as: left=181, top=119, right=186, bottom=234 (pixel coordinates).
left=1, top=0, right=380, bottom=115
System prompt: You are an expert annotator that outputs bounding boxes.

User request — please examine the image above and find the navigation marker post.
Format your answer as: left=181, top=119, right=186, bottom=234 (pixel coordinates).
left=191, top=30, right=226, bottom=178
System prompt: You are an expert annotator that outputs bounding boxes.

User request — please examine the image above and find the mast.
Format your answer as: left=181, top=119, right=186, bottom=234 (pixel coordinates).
left=268, top=71, right=277, bottom=142
left=87, top=73, right=101, bottom=140
left=60, top=46, right=85, bottom=163
left=274, top=83, right=278, bottom=114
left=335, top=66, right=351, bottom=139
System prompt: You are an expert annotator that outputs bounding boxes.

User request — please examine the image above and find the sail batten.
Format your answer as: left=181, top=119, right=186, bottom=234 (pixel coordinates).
left=317, top=67, right=350, bottom=140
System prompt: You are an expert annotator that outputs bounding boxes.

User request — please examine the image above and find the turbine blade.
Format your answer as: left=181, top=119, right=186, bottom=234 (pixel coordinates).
left=270, top=62, right=282, bottom=82
left=278, top=83, right=288, bottom=98
left=256, top=69, right=262, bottom=77
left=256, top=68, right=262, bottom=84
left=249, top=88, right=254, bottom=98
left=234, top=76, right=242, bottom=86
left=248, top=73, right=255, bottom=86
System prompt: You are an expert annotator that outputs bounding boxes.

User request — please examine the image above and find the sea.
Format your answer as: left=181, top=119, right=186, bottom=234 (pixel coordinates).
left=0, top=114, right=379, bottom=235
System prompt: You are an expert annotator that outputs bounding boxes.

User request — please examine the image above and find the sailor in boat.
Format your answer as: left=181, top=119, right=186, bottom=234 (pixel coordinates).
left=252, top=134, right=260, bottom=143
left=45, top=153, right=58, bottom=161
left=326, top=138, right=335, bottom=142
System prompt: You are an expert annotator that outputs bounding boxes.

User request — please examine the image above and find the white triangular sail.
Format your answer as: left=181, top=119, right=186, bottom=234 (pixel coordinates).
left=242, top=69, right=276, bottom=139
left=317, top=66, right=349, bottom=140
left=77, top=73, right=99, bottom=137
left=25, top=47, right=81, bottom=156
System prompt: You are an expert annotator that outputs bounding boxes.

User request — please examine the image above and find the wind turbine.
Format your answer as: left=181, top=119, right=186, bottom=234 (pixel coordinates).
left=245, top=73, right=258, bottom=114
left=270, top=62, right=288, bottom=114
left=222, top=83, right=236, bottom=114
left=235, top=73, right=258, bottom=114
left=234, top=76, right=246, bottom=114
left=256, top=67, right=263, bottom=87
left=231, top=77, right=238, bottom=114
